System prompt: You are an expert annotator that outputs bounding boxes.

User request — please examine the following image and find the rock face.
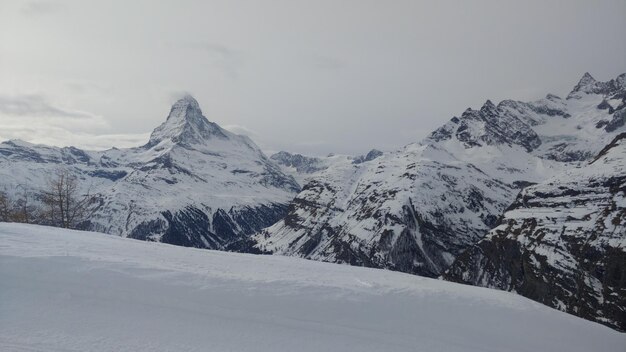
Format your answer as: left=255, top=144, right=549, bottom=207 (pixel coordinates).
left=249, top=72, right=626, bottom=281
left=0, top=95, right=299, bottom=249
left=352, top=149, right=384, bottom=164
left=252, top=144, right=514, bottom=277
left=445, top=133, right=626, bottom=331
left=568, top=72, right=626, bottom=100
left=270, top=151, right=328, bottom=176
left=270, top=150, right=380, bottom=186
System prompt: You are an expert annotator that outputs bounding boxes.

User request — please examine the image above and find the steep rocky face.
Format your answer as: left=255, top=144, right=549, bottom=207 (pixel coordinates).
left=252, top=144, right=514, bottom=277
left=0, top=96, right=299, bottom=249
left=270, top=150, right=367, bottom=186
left=568, top=72, right=626, bottom=100
left=250, top=72, right=626, bottom=280
left=270, top=151, right=327, bottom=175
left=352, top=149, right=383, bottom=164
left=430, top=99, right=542, bottom=152
left=145, top=94, right=229, bottom=147
left=445, top=133, right=626, bottom=331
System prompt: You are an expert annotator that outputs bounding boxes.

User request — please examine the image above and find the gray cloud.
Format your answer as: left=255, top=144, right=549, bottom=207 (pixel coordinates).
left=0, top=94, right=148, bottom=150
left=201, top=44, right=239, bottom=60
left=1, top=0, right=625, bottom=155
left=20, top=1, right=65, bottom=16
left=222, top=124, right=258, bottom=138
left=186, top=42, right=245, bottom=78
left=167, top=90, right=196, bottom=104
left=0, top=124, right=149, bottom=150
left=0, top=94, right=93, bottom=119
left=310, top=55, right=346, bottom=70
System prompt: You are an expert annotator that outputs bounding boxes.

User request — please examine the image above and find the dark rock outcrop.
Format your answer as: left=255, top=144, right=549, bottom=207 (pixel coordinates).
left=445, top=134, right=626, bottom=331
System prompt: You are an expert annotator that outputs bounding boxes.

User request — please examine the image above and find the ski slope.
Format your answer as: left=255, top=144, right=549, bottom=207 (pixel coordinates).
left=0, top=223, right=624, bottom=352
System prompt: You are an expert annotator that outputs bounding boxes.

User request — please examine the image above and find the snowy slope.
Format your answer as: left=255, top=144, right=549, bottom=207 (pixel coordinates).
left=252, top=144, right=514, bottom=277
left=445, top=132, right=626, bottom=331
left=251, top=72, right=626, bottom=279
left=0, top=95, right=299, bottom=249
left=1, top=222, right=624, bottom=352
left=270, top=151, right=351, bottom=186
left=270, top=149, right=383, bottom=186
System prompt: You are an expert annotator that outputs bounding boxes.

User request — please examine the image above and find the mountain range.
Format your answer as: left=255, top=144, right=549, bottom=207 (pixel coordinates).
left=0, top=95, right=299, bottom=249
left=0, top=72, right=624, bottom=330
left=445, top=132, right=626, bottom=330
left=248, top=72, right=626, bottom=330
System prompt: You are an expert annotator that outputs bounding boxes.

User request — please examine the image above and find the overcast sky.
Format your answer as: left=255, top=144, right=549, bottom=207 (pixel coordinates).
left=1, top=0, right=625, bottom=155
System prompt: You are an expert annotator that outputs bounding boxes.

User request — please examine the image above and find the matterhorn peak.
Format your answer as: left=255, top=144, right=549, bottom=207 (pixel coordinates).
left=146, top=94, right=228, bottom=148
left=166, top=94, right=203, bottom=122
left=178, top=94, right=199, bottom=104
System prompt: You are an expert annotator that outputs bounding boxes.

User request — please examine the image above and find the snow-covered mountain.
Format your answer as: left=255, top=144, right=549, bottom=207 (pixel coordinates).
left=269, top=151, right=337, bottom=185
left=1, top=74, right=623, bottom=331
left=248, top=144, right=516, bottom=276
left=248, top=72, right=626, bottom=280
left=0, top=95, right=299, bottom=249
left=270, top=149, right=384, bottom=186
left=2, top=222, right=624, bottom=352
left=444, top=132, right=626, bottom=331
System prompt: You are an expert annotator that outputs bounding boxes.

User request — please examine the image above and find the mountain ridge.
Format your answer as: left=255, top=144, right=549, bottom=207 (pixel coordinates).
left=248, top=72, right=626, bottom=286
left=0, top=96, right=299, bottom=249
left=444, top=132, right=626, bottom=331
left=1, top=73, right=624, bottom=330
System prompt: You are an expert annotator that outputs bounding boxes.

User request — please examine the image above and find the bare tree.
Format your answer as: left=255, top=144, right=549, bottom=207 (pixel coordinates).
left=41, top=169, right=94, bottom=229
left=0, top=191, right=11, bottom=221
left=0, top=186, right=37, bottom=223
left=11, top=185, right=37, bottom=224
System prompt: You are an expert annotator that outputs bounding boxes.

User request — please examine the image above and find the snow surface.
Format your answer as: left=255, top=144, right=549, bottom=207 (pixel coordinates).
left=1, top=223, right=624, bottom=352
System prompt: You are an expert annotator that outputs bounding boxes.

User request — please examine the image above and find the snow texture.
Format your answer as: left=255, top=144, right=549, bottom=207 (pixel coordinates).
left=1, top=222, right=624, bottom=352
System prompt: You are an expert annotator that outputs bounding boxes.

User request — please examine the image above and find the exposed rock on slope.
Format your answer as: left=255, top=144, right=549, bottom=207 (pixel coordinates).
left=444, top=133, right=626, bottom=331
left=270, top=151, right=327, bottom=175
left=250, top=72, right=626, bottom=280
left=270, top=149, right=384, bottom=186
left=252, top=144, right=514, bottom=277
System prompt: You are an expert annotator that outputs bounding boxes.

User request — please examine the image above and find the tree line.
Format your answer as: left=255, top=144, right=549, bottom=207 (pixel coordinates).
left=0, top=169, right=96, bottom=230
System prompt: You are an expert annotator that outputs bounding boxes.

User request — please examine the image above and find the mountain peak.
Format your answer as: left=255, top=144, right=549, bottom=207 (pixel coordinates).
left=480, top=99, right=497, bottom=115
left=567, top=72, right=626, bottom=100
left=146, top=95, right=228, bottom=148
left=167, top=95, right=203, bottom=122
left=568, top=72, right=601, bottom=99
left=179, top=94, right=198, bottom=104
left=579, top=72, right=596, bottom=85
left=615, top=73, right=626, bottom=89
